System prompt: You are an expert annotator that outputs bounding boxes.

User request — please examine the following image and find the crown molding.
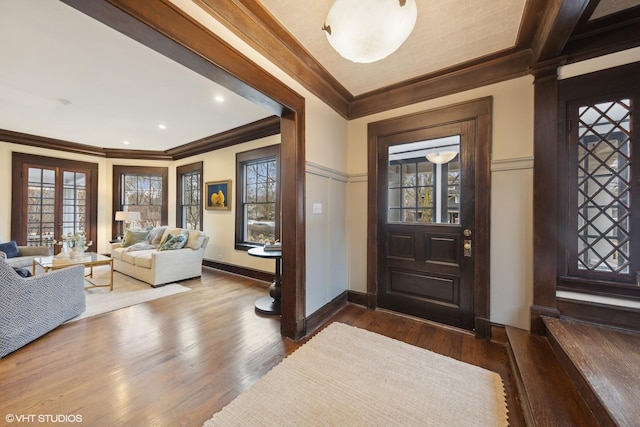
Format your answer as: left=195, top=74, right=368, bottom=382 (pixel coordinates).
left=0, top=116, right=281, bottom=161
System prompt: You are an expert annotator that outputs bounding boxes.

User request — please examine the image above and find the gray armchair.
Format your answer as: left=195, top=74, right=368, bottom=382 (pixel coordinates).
left=0, top=257, right=86, bottom=358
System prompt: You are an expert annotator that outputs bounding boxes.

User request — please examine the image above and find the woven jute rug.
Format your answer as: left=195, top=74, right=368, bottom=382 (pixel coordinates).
left=204, top=322, right=509, bottom=426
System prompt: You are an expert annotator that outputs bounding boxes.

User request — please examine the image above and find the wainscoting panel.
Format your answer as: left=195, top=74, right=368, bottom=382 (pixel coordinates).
left=305, top=162, right=348, bottom=317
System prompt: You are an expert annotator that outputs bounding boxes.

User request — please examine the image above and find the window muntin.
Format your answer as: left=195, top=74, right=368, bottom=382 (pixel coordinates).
left=575, top=100, right=631, bottom=274
left=62, top=170, right=88, bottom=236
left=178, top=163, right=202, bottom=230
left=112, top=166, right=167, bottom=238
left=121, top=173, right=163, bottom=228
left=243, top=157, right=277, bottom=243
left=565, top=93, right=638, bottom=287
left=26, top=167, right=56, bottom=246
left=235, top=144, right=280, bottom=249
left=387, top=136, right=460, bottom=224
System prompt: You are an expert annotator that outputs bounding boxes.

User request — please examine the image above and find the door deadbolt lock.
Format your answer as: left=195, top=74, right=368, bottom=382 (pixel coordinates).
left=464, top=240, right=472, bottom=257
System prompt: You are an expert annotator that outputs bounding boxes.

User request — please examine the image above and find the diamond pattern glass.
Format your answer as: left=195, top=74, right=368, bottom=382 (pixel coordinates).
left=576, top=99, right=631, bottom=273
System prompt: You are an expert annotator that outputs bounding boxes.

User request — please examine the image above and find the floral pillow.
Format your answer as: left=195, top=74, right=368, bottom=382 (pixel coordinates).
left=158, top=231, right=189, bottom=251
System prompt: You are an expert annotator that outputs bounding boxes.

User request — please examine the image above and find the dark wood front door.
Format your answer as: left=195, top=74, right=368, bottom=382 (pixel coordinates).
left=377, top=119, right=477, bottom=330
left=368, top=98, right=492, bottom=335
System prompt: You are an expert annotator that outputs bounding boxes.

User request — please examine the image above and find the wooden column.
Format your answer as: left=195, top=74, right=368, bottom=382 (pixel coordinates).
left=531, top=63, right=561, bottom=334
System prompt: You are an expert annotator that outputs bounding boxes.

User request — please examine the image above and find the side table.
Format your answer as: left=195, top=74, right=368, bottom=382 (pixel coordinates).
left=248, top=247, right=282, bottom=315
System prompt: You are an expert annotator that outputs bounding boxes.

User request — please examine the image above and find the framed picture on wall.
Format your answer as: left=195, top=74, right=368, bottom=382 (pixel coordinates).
left=205, top=180, right=231, bottom=210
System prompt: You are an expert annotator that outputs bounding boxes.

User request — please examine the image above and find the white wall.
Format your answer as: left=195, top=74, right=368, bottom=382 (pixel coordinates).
left=347, top=76, right=535, bottom=330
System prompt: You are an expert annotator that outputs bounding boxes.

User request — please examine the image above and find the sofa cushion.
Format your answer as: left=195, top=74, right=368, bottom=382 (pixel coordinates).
left=111, top=247, right=124, bottom=260
left=122, top=230, right=150, bottom=248
left=185, top=230, right=205, bottom=250
left=0, top=241, right=19, bottom=258
left=158, top=231, right=189, bottom=251
left=133, top=252, right=153, bottom=269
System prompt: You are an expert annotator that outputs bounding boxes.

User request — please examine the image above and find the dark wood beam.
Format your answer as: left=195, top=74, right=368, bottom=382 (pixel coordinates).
left=515, top=0, right=548, bottom=50
left=350, top=50, right=532, bottom=120
left=563, top=19, right=640, bottom=63
left=530, top=0, right=590, bottom=63
left=65, top=0, right=307, bottom=340
left=167, top=116, right=281, bottom=160
left=194, top=0, right=351, bottom=118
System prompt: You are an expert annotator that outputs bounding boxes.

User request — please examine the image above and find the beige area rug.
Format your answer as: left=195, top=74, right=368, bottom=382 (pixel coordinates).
left=66, top=266, right=190, bottom=322
left=204, top=322, right=509, bottom=427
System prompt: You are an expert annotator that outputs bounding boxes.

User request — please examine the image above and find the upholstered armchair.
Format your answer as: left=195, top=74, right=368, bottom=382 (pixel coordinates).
left=0, top=257, right=86, bottom=358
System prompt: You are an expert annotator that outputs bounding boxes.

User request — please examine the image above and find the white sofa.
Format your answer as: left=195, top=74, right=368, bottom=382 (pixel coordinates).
left=110, top=227, right=209, bottom=287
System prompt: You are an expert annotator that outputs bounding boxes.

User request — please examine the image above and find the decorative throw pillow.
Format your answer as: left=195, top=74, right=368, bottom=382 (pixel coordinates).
left=158, top=231, right=189, bottom=251
left=147, top=226, right=167, bottom=247
left=185, top=230, right=205, bottom=250
left=122, top=230, right=150, bottom=248
left=0, top=241, right=20, bottom=258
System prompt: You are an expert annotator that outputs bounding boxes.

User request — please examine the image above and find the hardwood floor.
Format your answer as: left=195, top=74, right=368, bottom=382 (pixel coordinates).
left=0, top=267, right=524, bottom=426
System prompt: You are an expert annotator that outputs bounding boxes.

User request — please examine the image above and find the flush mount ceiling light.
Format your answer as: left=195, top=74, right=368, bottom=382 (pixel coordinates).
left=426, top=151, right=458, bottom=165
left=322, top=0, right=417, bottom=64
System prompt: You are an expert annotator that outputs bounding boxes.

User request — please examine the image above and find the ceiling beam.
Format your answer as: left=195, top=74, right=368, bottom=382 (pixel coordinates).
left=194, top=0, right=351, bottom=118
left=349, top=50, right=532, bottom=119
left=530, top=0, right=591, bottom=63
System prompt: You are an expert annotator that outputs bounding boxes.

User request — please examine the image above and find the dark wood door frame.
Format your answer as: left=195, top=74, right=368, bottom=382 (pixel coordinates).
left=11, top=152, right=99, bottom=252
left=61, top=0, right=306, bottom=340
left=367, top=98, right=493, bottom=337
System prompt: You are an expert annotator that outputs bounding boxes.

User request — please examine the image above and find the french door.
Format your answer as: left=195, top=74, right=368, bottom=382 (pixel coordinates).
left=11, top=153, right=98, bottom=252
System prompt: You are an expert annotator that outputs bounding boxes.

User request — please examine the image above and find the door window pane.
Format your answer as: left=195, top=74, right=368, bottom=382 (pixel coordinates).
left=27, top=167, right=56, bottom=246
left=388, top=136, right=460, bottom=224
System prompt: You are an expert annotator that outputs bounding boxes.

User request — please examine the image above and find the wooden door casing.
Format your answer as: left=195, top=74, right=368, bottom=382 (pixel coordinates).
left=11, top=153, right=98, bottom=252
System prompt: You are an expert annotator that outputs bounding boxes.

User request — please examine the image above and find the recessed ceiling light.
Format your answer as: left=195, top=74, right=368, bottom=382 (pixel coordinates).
left=158, top=124, right=167, bottom=130
left=123, top=140, right=130, bottom=145
left=214, top=95, right=224, bottom=103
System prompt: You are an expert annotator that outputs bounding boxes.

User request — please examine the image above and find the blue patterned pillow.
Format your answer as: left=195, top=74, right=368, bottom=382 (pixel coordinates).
left=158, top=231, right=189, bottom=251
left=0, top=241, right=19, bottom=258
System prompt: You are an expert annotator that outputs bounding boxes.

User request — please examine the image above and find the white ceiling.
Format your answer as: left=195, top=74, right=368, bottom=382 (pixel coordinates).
left=0, top=0, right=273, bottom=151
left=259, top=0, right=528, bottom=96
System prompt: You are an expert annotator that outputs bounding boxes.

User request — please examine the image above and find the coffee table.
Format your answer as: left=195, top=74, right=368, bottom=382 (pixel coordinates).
left=33, top=252, right=114, bottom=291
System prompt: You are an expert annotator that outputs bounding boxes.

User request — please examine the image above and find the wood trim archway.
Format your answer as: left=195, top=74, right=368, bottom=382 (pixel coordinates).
left=61, top=0, right=306, bottom=339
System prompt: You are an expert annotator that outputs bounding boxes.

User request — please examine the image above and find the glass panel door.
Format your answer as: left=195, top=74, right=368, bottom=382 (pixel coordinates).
left=26, top=167, right=56, bottom=246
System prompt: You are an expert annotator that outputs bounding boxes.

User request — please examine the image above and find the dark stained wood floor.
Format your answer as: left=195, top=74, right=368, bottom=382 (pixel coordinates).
left=0, top=267, right=524, bottom=426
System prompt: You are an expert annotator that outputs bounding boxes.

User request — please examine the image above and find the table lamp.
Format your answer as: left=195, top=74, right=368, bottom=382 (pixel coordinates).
left=115, top=211, right=141, bottom=239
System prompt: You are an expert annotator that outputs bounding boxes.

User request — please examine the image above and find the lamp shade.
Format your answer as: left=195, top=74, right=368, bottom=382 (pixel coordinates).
left=426, top=151, right=458, bottom=165
left=323, top=0, right=417, bottom=63
left=115, top=211, right=140, bottom=222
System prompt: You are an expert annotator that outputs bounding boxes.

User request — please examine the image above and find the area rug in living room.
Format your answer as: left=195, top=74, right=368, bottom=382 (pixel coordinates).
left=203, top=322, right=509, bottom=427
left=66, top=266, right=190, bottom=322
